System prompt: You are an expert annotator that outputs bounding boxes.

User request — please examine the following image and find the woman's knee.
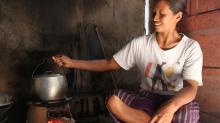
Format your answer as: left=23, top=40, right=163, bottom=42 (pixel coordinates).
left=106, top=95, right=123, bottom=114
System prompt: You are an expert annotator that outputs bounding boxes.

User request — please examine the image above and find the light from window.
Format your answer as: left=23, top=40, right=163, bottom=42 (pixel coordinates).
left=145, top=0, right=150, bottom=35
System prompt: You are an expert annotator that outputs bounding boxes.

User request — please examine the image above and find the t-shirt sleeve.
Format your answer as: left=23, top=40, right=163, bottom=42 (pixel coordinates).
left=113, top=39, right=138, bottom=71
left=182, top=41, right=203, bottom=86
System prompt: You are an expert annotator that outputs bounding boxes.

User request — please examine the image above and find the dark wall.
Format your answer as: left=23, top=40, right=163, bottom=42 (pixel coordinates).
left=0, top=0, right=40, bottom=97
left=83, top=0, right=145, bottom=89
left=84, top=0, right=145, bottom=43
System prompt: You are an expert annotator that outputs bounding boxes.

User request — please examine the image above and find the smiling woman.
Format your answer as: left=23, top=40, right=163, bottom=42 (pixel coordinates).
left=52, top=0, right=203, bottom=123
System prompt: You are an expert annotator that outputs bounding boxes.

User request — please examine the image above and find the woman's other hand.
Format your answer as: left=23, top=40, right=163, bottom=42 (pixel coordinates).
left=52, top=55, right=73, bottom=68
left=150, top=102, right=175, bottom=123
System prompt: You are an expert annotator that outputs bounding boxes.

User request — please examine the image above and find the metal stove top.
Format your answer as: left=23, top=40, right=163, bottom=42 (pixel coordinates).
left=28, top=97, right=72, bottom=107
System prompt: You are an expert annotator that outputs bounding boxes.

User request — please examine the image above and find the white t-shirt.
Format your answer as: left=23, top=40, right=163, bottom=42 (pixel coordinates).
left=113, top=33, right=203, bottom=95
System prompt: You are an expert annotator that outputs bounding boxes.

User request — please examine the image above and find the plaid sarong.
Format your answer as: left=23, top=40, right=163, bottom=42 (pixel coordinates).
left=108, top=89, right=200, bottom=123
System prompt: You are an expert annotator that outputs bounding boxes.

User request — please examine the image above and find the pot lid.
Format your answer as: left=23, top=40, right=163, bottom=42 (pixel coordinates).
left=33, top=73, right=64, bottom=78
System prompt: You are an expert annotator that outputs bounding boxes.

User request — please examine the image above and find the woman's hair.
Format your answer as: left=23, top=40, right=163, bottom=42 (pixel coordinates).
left=154, top=0, right=186, bottom=15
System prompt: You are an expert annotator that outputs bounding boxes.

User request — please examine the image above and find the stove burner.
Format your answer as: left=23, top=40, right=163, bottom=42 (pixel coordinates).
left=27, top=97, right=75, bottom=123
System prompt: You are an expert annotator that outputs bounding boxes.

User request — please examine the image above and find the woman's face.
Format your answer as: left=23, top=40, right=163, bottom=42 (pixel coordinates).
left=152, top=1, right=182, bottom=33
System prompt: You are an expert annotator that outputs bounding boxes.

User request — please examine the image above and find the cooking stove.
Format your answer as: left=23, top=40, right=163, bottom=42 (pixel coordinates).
left=27, top=97, right=75, bottom=123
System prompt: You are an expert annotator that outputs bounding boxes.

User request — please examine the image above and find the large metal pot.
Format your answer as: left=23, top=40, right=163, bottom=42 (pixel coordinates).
left=32, top=73, right=68, bottom=101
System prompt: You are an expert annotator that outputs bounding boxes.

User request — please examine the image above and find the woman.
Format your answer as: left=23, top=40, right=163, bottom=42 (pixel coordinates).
left=52, top=0, right=203, bottom=122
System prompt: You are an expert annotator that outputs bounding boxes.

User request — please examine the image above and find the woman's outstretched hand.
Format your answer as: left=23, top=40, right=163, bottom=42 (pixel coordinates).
left=52, top=55, right=73, bottom=68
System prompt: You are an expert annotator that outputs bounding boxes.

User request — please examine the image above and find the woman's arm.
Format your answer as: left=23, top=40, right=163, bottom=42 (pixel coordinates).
left=166, top=80, right=198, bottom=111
left=150, top=80, right=198, bottom=123
left=52, top=55, right=121, bottom=71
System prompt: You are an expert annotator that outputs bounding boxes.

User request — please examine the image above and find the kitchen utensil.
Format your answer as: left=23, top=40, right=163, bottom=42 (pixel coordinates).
left=31, top=59, right=68, bottom=101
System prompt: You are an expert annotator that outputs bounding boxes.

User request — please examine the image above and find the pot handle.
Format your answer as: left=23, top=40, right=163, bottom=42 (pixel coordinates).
left=32, top=59, right=46, bottom=78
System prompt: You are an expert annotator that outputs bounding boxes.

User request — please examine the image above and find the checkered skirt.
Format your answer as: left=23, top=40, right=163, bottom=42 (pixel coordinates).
left=108, top=89, right=200, bottom=123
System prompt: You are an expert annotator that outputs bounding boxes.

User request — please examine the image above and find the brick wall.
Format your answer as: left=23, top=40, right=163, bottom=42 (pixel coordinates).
left=180, top=0, right=220, bottom=122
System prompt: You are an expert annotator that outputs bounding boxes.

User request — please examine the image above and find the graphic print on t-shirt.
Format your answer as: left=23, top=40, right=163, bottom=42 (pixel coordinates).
left=145, top=62, right=178, bottom=91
